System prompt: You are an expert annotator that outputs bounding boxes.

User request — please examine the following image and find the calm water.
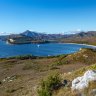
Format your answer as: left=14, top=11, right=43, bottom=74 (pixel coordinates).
left=0, top=40, right=95, bottom=58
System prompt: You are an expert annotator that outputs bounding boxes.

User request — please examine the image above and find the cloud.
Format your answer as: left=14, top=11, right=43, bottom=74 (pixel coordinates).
left=64, top=29, right=82, bottom=34
left=0, top=32, right=8, bottom=35
left=76, top=29, right=81, bottom=32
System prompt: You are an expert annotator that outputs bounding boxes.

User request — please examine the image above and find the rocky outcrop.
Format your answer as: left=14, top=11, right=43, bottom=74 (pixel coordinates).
left=72, top=70, right=96, bottom=90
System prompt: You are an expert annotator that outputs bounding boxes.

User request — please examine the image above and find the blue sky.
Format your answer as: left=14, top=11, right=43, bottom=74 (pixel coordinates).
left=0, top=0, right=96, bottom=34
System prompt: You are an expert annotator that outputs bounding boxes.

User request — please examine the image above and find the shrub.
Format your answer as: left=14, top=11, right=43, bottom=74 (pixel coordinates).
left=6, top=89, right=16, bottom=93
left=38, top=72, right=61, bottom=96
left=0, top=81, right=2, bottom=84
left=8, top=55, right=37, bottom=60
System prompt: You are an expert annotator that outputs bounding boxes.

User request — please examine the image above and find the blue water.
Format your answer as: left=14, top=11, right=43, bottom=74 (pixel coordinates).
left=0, top=40, right=95, bottom=58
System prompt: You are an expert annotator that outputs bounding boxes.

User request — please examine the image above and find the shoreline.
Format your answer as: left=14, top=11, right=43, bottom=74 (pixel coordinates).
left=59, top=42, right=96, bottom=48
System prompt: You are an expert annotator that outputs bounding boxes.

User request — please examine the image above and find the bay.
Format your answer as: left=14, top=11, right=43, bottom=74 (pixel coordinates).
left=0, top=40, right=95, bottom=58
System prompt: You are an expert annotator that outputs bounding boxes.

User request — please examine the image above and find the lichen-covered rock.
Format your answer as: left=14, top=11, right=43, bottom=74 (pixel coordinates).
left=72, top=70, right=96, bottom=90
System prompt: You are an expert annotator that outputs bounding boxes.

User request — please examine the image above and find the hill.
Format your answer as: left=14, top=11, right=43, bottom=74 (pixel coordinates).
left=20, top=30, right=64, bottom=40
left=0, top=48, right=96, bottom=96
left=59, top=31, right=96, bottom=45
left=54, top=48, right=96, bottom=65
left=1, top=30, right=96, bottom=45
left=53, top=64, right=96, bottom=96
left=5, top=30, right=64, bottom=44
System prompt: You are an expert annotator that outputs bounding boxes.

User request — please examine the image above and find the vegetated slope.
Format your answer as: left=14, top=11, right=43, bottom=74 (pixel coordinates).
left=0, top=48, right=96, bottom=96
left=59, top=31, right=96, bottom=45
left=37, top=48, right=96, bottom=96
left=53, top=64, right=96, bottom=96
left=55, top=48, right=96, bottom=65
left=39, top=49, right=96, bottom=96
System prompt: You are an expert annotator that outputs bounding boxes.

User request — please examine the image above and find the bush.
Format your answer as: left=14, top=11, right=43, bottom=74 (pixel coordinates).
left=0, top=81, right=2, bottom=84
left=8, top=55, right=37, bottom=60
left=38, top=72, right=61, bottom=96
left=6, top=89, right=16, bottom=93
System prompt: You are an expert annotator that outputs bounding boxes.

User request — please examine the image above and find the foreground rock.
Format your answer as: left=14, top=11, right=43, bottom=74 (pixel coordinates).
left=2, top=75, right=17, bottom=83
left=72, top=70, right=96, bottom=90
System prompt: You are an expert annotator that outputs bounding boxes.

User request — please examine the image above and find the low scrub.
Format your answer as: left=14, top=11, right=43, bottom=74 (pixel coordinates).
left=54, top=48, right=96, bottom=65
left=7, top=55, right=37, bottom=60
left=38, top=72, right=61, bottom=96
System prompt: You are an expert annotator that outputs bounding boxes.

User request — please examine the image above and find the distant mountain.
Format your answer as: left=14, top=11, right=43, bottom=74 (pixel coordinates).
left=21, top=30, right=40, bottom=37
left=56, top=31, right=96, bottom=39
left=1, top=30, right=96, bottom=45
left=20, top=30, right=64, bottom=40
left=73, top=31, right=96, bottom=37
left=59, top=31, right=96, bottom=45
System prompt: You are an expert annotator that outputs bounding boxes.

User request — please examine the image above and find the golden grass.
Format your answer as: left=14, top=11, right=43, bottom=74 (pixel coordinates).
left=53, top=64, right=96, bottom=96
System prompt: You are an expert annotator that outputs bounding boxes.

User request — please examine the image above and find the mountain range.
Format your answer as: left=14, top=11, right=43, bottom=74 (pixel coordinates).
left=20, top=30, right=65, bottom=40
left=19, top=30, right=96, bottom=39
left=0, top=30, right=96, bottom=45
left=58, top=31, right=96, bottom=45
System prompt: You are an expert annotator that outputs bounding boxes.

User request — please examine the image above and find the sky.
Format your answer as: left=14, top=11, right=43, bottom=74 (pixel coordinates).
left=0, top=0, right=96, bottom=35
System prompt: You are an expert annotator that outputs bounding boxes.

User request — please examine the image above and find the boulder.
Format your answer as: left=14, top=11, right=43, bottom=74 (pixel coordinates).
left=72, top=70, right=96, bottom=90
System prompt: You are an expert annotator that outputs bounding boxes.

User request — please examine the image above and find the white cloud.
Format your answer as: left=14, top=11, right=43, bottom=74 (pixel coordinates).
left=64, top=29, right=82, bottom=34
left=76, top=29, right=81, bottom=32
left=0, top=32, right=9, bottom=35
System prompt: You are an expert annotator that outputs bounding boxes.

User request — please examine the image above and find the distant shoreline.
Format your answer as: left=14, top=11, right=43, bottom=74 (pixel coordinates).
left=59, top=42, right=96, bottom=48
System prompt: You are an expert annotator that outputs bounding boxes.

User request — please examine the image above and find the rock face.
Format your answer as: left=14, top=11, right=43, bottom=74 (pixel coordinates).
left=72, top=70, right=96, bottom=90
